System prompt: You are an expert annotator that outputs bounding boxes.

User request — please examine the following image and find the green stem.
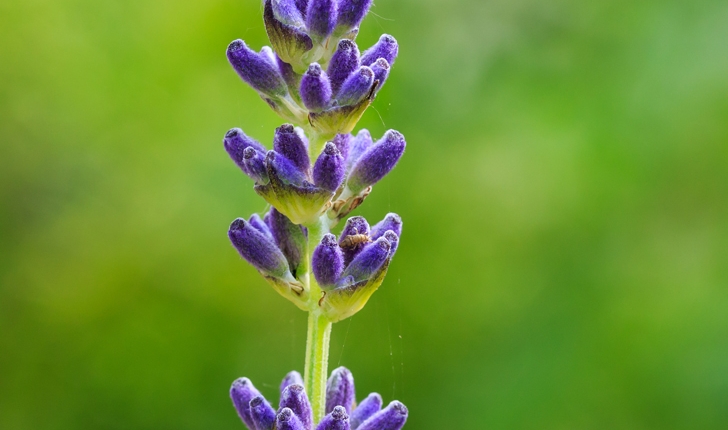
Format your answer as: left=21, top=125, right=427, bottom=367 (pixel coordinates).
left=302, top=216, right=332, bottom=424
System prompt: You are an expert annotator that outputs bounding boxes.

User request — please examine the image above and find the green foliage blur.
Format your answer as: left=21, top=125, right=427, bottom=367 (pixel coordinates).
left=2, top=0, right=727, bottom=428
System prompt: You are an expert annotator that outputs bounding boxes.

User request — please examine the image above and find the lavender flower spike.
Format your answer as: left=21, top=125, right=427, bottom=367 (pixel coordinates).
left=227, top=39, right=288, bottom=97
left=325, top=367, right=356, bottom=414
left=336, top=0, right=373, bottom=33
left=313, top=143, right=345, bottom=192
left=349, top=393, right=382, bottom=430
left=313, top=234, right=345, bottom=288
left=356, top=401, right=408, bottom=430
left=328, top=40, right=360, bottom=95
left=301, top=63, right=333, bottom=113
left=340, top=237, right=390, bottom=284
left=336, top=66, right=375, bottom=107
left=228, top=218, right=294, bottom=281
left=280, top=384, right=314, bottom=430
left=251, top=396, right=277, bottom=430
left=231, top=378, right=263, bottom=430
left=360, top=35, right=399, bottom=68
left=316, top=406, right=350, bottom=430
left=277, top=408, right=306, bottom=430
left=306, top=0, right=337, bottom=42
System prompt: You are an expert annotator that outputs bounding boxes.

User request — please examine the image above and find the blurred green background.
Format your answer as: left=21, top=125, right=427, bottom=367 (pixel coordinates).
left=2, top=0, right=727, bottom=428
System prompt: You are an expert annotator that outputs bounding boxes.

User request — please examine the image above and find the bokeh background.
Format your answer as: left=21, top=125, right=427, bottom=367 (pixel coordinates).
left=2, top=0, right=727, bottom=428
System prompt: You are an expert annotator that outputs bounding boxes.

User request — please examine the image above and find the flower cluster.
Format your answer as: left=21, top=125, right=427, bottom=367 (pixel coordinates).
left=231, top=367, right=408, bottom=430
left=222, top=0, right=408, bottom=426
left=228, top=0, right=398, bottom=141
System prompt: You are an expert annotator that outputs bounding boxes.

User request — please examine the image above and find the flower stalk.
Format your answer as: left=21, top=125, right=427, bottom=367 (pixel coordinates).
left=222, top=1, right=408, bottom=428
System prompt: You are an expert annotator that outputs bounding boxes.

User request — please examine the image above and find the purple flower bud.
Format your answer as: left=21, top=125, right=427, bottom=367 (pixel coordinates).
left=356, top=401, right=408, bottom=430
left=264, top=0, right=314, bottom=72
left=316, top=406, right=351, bottom=430
left=370, top=58, right=390, bottom=89
left=279, top=385, right=313, bottom=430
left=300, top=63, right=332, bottom=112
left=249, top=213, right=274, bottom=239
left=328, top=40, right=360, bottom=95
left=227, top=39, right=287, bottom=97
left=266, top=150, right=307, bottom=186
left=281, top=371, right=304, bottom=396
left=295, top=0, right=308, bottom=15
left=346, top=129, right=373, bottom=170
left=277, top=408, right=306, bottom=430
left=332, top=134, right=352, bottom=161
left=244, top=148, right=269, bottom=183
left=382, top=230, right=399, bottom=257
left=325, top=367, right=356, bottom=414
left=313, top=234, right=344, bottom=288
left=228, top=219, right=292, bottom=279
left=251, top=396, right=277, bottom=430
left=341, top=237, right=389, bottom=283
left=347, top=130, right=406, bottom=194
left=338, top=216, right=370, bottom=266
left=274, top=125, right=310, bottom=173
left=370, top=213, right=402, bottom=240
left=360, top=35, right=398, bottom=67
left=336, top=0, right=373, bottom=30
left=306, top=0, right=336, bottom=41
left=313, top=143, right=345, bottom=192
left=349, top=393, right=382, bottom=430
left=231, top=378, right=263, bottom=429
left=272, top=0, right=305, bottom=27
left=336, top=66, right=374, bottom=106
left=267, top=208, right=307, bottom=276
left=224, top=128, right=267, bottom=174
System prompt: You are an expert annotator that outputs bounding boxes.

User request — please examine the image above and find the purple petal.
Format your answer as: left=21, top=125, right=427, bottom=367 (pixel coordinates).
left=335, top=66, right=374, bottom=106
left=356, top=401, right=407, bottom=430
left=316, top=406, right=351, bottom=430
left=370, top=58, right=390, bottom=89
left=224, top=128, right=267, bottom=173
left=336, top=0, right=373, bottom=30
left=281, top=371, right=304, bottom=396
left=227, top=39, right=287, bottom=96
left=249, top=213, right=274, bottom=239
left=370, top=213, right=402, bottom=240
left=279, top=384, right=313, bottom=430
left=313, top=234, right=345, bottom=288
left=295, top=0, right=309, bottom=15
left=231, top=378, right=264, bottom=430
left=340, top=237, right=389, bottom=282
left=332, top=134, right=352, bottom=162
left=251, top=396, right=277, bottom=430
left=267, top=208, right=307, bottom=277
left=325, top=367, right=356, bottom=414
left=346, top=129, right=373, bottom=170
left=277, top=408, right=306, bottom=430
left=313, top=142, right=345, bottom=192
left=274, top=125, right=310, bottom=173
left=347, top=130, right=406, bottom=193
left=382, top=230, right=399, bottom=257
left=244, top=148, right=269, bottom=183
left=328, top=40, right=360, bottom=95
left=228, top=219, right=291, bottom=278
left=266, top=150, right=307, bottom=186
left=360, top=34, right=398, bottom=67
left=338, top=216, right=370, bottom=266
left=349, top=393, right=382, bottom=430
left=300, top=63, right=332, bottom=112
left=272, top=0, right=305, bottom=26
left=306, top=0, right=336, bottom=41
